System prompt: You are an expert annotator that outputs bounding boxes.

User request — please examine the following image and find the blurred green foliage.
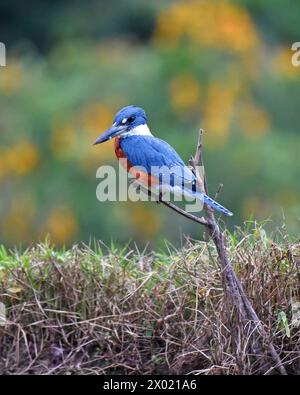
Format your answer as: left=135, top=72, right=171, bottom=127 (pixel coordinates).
left=0, top=0, right=299, bottom=247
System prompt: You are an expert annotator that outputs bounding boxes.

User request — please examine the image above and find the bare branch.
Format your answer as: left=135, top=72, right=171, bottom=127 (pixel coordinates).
left=136, top=183, right=208, bottom=226
left=159, top=127, right=287, bottom=375
left=159, top=198, right=208, bottom=227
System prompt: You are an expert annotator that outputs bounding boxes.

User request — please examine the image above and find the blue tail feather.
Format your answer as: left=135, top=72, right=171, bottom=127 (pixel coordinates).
left=202, top=193, right=233, bottom=217
left=183, top=188, right=233, bottom=217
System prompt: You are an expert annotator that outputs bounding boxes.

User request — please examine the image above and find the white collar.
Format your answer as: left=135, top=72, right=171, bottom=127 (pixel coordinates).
left=122, top=124, right=152, bottom=137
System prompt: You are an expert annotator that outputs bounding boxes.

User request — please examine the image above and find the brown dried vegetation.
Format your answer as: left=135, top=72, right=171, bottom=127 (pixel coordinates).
left=0, top=226, right=299, bottom=374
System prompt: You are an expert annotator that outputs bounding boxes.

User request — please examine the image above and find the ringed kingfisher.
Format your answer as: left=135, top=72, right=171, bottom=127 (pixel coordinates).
left=93, top=105, right=233, bottom=217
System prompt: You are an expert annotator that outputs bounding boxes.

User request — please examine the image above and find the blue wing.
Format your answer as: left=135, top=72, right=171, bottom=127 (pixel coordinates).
left=120, top=135, right=195, bottom=186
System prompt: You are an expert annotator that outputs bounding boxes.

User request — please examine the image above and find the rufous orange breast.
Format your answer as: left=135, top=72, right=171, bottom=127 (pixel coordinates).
left=114, top=137, right=158, bottom=187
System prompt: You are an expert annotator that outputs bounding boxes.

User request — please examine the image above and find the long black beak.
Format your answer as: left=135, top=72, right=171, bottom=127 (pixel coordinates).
left=93, top=124, right=126, bottom=145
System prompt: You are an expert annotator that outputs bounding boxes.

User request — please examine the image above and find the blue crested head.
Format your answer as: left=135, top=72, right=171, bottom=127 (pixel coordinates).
left=93, top=105, right=149, bottom=144
left=114, top=105, right=147, bottom=131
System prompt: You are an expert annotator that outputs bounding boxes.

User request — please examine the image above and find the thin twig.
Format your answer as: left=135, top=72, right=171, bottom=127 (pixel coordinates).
left=214, top=184, right=224, bottom=200
left=159, top=198, right=208, bottom=226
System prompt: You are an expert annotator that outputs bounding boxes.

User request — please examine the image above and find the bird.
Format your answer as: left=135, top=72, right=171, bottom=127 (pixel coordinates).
left=93, top=105, right=233, bottom=217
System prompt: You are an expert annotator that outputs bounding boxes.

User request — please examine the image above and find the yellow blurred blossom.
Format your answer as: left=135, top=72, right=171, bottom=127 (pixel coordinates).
left=2, top=214, right=30, bottom=242
left=238, top=101, right=270, bottom=138
left=43, top=206, right=78, bottom=244
left=79, top=102, right=116, bottom=170
left=51, top=122, right=76, bottom=158
left=6, top=141, right=39, bottom=175
left=202, top=83, right=236, bottom=146
left=81, top=102, right=115, bottom=140
left=169, top=74, right=201, bottom=112
left=0, top=147, right=8, bottom=177
left=0, top=62, right=23, bottom=94
left=154, top=0, right=259, bottom=53
left=1, top=197, right=36, bottom=243
left=274, top=47, right=300, bottom=78
left=127, top=202, right=161, bottom=240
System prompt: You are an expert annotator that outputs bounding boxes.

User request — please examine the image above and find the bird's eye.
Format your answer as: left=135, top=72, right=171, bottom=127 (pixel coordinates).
left=127, top=116, right=135, bottom=123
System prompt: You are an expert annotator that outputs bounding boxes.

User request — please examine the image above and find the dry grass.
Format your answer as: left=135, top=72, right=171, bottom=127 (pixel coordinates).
left=0, top=225, right=299, bottom=375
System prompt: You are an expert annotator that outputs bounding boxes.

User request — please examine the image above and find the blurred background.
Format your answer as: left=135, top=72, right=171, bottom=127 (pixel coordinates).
left=0, top=0, right=299, bottom=248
